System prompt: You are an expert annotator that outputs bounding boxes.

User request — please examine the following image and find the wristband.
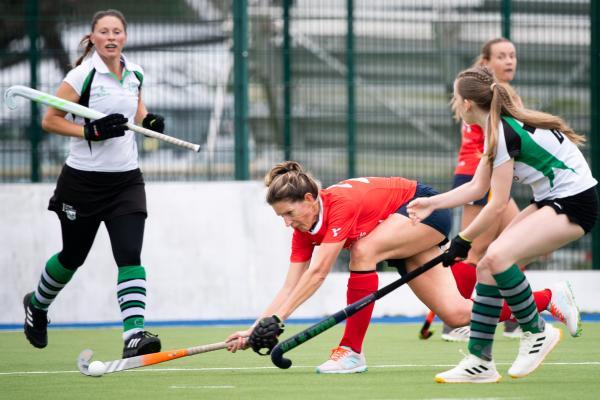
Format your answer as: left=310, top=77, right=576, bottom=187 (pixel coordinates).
left=458, top=233, right=472, bottom=243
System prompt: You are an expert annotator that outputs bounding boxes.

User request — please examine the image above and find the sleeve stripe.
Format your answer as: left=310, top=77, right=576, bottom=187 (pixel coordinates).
left=500, top=117, right=522, bottom=159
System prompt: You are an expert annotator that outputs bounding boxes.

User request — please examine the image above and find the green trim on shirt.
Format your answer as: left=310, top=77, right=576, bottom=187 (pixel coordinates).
left=502, top=116, right=576, bottom=188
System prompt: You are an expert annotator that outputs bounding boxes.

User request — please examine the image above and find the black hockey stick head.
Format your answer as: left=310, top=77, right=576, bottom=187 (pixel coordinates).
left=270, top=343, right=292, bottom=369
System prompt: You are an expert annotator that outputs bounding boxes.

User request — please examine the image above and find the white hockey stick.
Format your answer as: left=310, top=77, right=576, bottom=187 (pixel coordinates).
left=4, top=85, right=201, bottom=152
left=77, top=341, right=230, bottom=376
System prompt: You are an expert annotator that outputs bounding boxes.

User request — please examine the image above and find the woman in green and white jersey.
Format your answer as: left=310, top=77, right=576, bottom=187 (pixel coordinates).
left=23, top=9, right=164, bottom=359
left=408, top=66, right=597, bottom=383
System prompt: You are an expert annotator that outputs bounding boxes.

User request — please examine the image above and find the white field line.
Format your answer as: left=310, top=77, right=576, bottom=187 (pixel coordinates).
left=0, top=362, right=599, bottom=376
left=170, top=385, right=235, bottom=389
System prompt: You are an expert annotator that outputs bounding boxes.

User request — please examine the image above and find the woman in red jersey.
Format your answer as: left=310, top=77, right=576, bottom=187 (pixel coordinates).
left=225, top=161, right=570, bottom=374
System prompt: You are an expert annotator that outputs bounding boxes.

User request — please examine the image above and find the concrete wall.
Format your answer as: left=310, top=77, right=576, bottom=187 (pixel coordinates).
left=1, top=182, right=599, bottom=325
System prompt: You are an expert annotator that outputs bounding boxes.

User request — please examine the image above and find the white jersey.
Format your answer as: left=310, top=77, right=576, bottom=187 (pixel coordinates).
left=63, top=51, right=143, bottom=172
left=492, top=116, right=597, bottom=201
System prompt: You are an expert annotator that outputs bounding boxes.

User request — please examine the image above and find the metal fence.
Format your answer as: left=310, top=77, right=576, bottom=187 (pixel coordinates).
left=1, top=0, right=598, bottom=269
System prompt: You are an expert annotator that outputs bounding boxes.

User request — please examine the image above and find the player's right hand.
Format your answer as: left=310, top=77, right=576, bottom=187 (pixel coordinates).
left=225, top=329, right=252, bottom=353
left=84, top=113, right=128, bottom=141
left=406, top=197, right=434, bottom=224
left=441, top=234, right=472, bottom=267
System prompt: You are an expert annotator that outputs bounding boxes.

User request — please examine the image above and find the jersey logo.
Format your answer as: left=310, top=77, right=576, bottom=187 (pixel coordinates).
left=331, top=228, right=342, bottom=237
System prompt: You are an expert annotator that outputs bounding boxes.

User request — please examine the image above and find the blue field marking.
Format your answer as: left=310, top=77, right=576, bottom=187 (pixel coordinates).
left=1, top=314, right=599, bottom=331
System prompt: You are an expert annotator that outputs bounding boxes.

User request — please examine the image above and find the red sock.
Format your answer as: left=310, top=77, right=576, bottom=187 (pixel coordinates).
left=499, top=289, right=552, bottom=322
left=450, top=261, right=477, bottom=299
left=339, top=271, right=378, bottom=354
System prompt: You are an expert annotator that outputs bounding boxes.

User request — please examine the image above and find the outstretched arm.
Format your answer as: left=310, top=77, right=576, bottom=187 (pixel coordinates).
left=226, top=260, right=308, bottom=352
left=408, top=157, right=492, bottom=223
left=226, top=240, right=343, bottom=353
left=460, top=159, right=514, bottom=242
left=274, top=241, right=345, bottom=319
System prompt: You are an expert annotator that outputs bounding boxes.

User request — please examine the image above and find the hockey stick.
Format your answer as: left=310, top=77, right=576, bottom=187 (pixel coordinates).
left=270, top=254, right=445, bottom=369
left=418, top=310, right=436, bottom=339
left=4, top=85, right=201, bottom=152
left=77, top=341, right=229, bottom=376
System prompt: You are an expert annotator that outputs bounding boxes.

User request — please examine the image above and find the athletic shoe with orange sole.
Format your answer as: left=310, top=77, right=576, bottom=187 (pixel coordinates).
left=547, top=281, right=582, bottom=337
left=316, top=346, right=367, bottom=374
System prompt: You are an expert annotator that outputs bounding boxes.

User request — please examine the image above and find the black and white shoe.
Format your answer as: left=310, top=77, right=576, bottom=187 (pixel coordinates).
left=508, top=324, right=561, bottom=378
left=441, top=324, right=470, bottom=342
left=23, top=292, right=49, bottom=349
left=435, top=353, right=501, bottom=383
left=122, top=331, right=162, bottom=358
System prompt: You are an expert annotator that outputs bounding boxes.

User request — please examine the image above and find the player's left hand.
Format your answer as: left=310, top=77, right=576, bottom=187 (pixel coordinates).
left=248, top=315, right=285, bottom=355
left=142, top=113, right=165, bottom=133
left=226, top=329, right=252, bottom=353
left=406, top=197, right=434, bottom=224
left=441, top=234, right=472, bottom=267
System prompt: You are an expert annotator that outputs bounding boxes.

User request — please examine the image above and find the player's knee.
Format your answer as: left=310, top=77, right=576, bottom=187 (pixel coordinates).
left=349, top=240, right=377, bottom=265
left=477, top=246, right=505, bottom=273
left=438, top=309, right=470, bottom=328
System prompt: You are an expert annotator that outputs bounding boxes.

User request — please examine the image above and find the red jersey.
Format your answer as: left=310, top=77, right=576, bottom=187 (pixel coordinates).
left=454, top=122, right=484, bottom=176
left=290, top=177, right=417, bottom=263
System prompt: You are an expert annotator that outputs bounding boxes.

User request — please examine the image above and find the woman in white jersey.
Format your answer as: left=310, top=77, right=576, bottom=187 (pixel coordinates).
left=23, top=9, right=165, bottom=358
left=408, top=66, right=597, bottom=383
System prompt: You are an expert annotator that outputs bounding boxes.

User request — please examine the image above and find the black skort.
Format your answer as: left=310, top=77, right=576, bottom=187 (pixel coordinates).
left=48, top=164, right=147, bottom=221
left=531, top=186, right=598, bottom=234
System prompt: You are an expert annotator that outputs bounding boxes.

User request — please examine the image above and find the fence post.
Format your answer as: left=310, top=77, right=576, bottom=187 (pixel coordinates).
left=346, top=0, right=356, bottom=178
left=283, top=0, right=292, bottom=161
left=26, top=0, right=41, bottom=182
left=591, top=0, right=600, bottom=270
left=501, top=0, right=511, bottom=39
left=233, top=0, right=250, bottom=180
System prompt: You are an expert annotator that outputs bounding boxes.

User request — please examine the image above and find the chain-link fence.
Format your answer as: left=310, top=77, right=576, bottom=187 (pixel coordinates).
left=1, top=0, right=597, bottom=269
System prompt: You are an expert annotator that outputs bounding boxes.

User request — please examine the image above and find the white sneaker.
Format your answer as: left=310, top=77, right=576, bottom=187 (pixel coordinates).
left=315, top=346, right=367, bottom=374
left=548, top=281, right=582, bottom=337
left=435, top=353, right=501, bottom=383
left=508, top=324, right=562, bottom=378
left=441, top=325, right=470, bottom=342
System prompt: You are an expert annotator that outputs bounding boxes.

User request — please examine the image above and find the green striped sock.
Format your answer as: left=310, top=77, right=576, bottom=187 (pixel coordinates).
left=468, top=283, right=503, bottom=361
left=32, top=254, right=75, bottom=311
left=494, top=264, right=544, bottom=334
left=117, top=265, right=147, bottom=338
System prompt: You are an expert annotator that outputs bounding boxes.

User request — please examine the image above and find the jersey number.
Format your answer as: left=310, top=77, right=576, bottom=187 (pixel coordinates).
left=329, top=177, right=370, bottom=189
left=550, top=129, right=564, bottom=144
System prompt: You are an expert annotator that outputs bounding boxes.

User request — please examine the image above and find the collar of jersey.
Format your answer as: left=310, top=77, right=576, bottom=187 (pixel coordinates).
left=91, top=51, right=132, bottom=74
left=308, top=196, right=324, bottom=235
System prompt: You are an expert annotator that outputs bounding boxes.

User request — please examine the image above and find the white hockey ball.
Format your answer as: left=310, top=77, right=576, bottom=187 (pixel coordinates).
left=88, top=360, right=107, bottom=377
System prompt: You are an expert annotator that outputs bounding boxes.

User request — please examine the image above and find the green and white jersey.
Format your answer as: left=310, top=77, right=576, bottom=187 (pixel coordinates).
left=491, top=116, right=596, bottom=201
left=63, top=51, right=143, bottom=172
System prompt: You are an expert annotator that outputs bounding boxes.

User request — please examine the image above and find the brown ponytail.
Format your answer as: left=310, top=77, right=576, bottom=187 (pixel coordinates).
left=455, top=66, right=586, bottom=165
left=265, top=161, right=320, bottom=205
left=74, top=34, right=94, bottom=66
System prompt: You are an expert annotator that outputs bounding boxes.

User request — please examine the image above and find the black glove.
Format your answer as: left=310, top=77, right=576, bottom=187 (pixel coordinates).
left=248, top=315, right=285, bottom=355
left=441, top=234, right=472, bottom=267
left=142, top=113, right=165, bottom=133
left=84, top=113, right=128, bottom=141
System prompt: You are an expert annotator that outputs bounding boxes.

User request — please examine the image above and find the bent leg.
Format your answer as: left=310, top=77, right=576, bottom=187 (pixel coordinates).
left=32, top=213, right=100, bottom=310
left=404, top=247, right=473, bottom=328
